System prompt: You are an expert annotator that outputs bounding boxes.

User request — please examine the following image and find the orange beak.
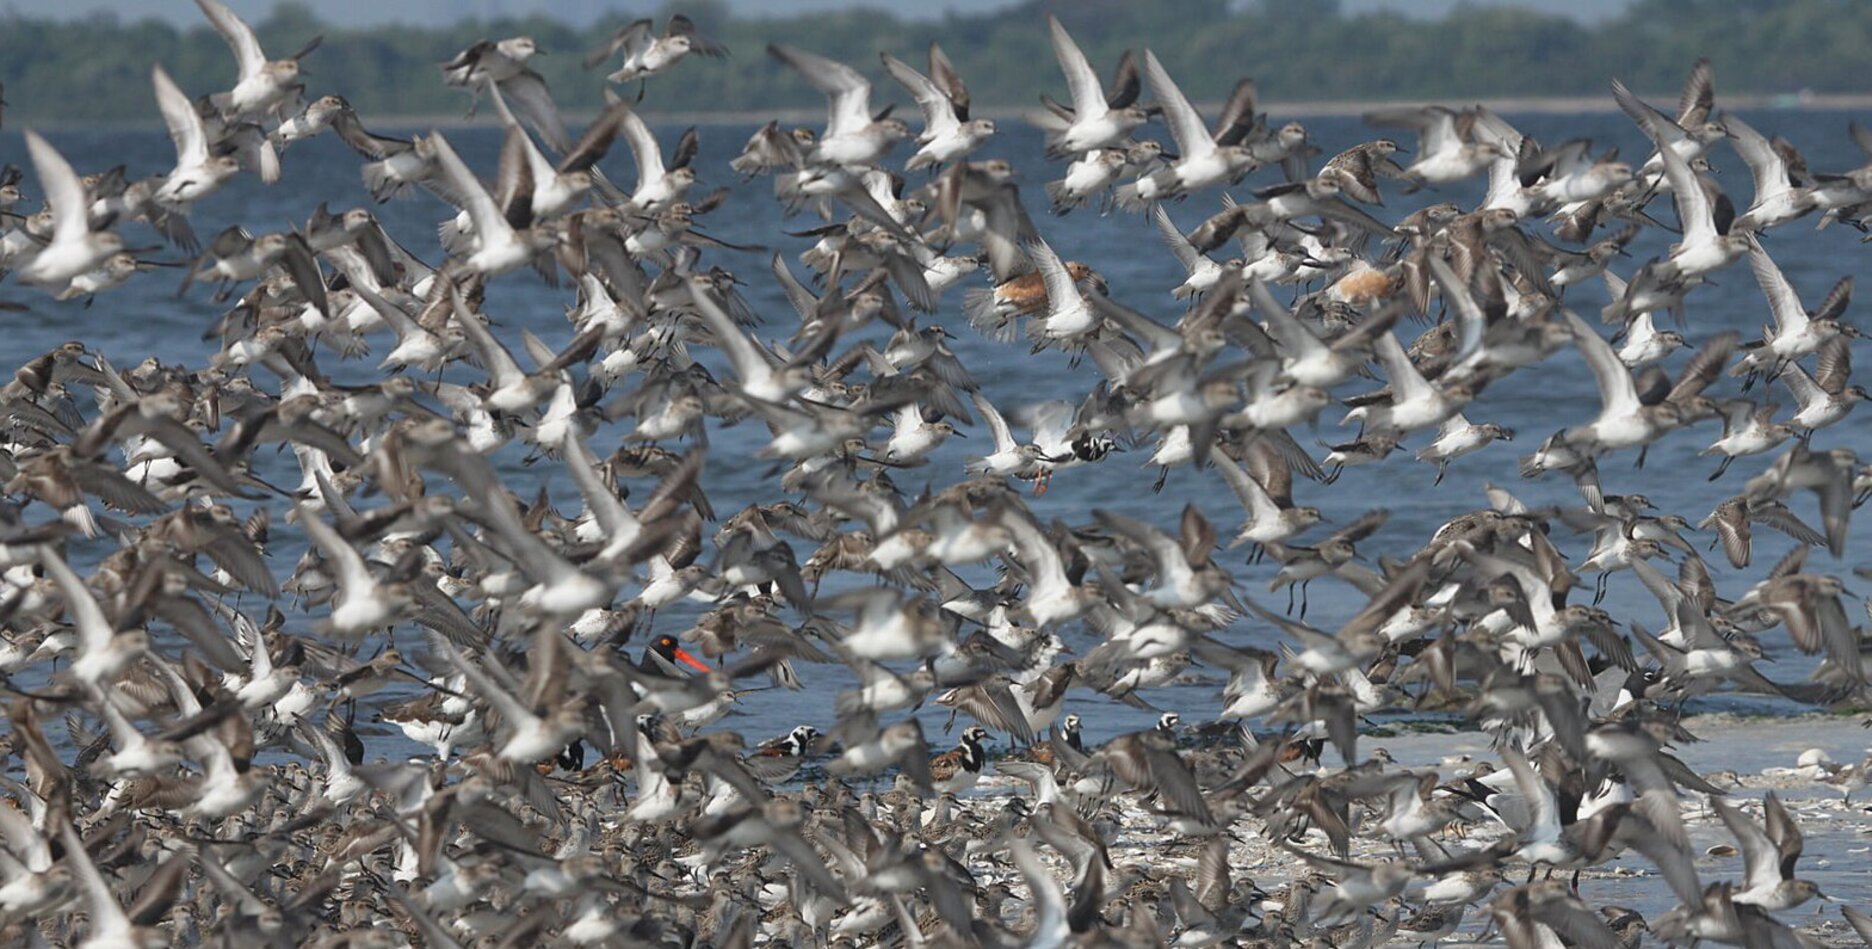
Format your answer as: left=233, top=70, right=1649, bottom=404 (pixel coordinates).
left=671, top=646, right=711, bottom=673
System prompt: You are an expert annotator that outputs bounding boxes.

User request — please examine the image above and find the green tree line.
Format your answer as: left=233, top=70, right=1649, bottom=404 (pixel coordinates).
left=0, top=0, right=1866, bottom=125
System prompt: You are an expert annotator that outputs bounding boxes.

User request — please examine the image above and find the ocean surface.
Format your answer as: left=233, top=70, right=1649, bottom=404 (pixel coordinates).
left=0, top=110, right=1868, bottom=760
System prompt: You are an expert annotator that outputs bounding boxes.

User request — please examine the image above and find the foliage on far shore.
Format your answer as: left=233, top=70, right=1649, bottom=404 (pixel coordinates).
left=0, top=0, right=1863, bottom=124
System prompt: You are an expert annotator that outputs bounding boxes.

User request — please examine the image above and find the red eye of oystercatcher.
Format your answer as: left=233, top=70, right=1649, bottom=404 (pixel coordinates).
left=654, top=635, right=711, bottom=672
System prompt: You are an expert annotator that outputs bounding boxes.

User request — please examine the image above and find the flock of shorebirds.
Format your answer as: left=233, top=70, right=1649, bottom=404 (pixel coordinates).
left=4, top=1, right=1872, bottom=946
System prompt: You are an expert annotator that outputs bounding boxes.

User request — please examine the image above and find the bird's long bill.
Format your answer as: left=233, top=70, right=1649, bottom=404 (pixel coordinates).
left=671, top=645, right=712, bottom=672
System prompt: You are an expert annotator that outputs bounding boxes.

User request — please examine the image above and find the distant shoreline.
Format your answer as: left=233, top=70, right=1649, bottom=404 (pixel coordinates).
left=12, top=91, right=1871, bottom=133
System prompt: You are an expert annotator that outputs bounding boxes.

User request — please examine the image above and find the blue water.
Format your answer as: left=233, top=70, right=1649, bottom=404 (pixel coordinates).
left=1, top=109, right=1867, bottom=757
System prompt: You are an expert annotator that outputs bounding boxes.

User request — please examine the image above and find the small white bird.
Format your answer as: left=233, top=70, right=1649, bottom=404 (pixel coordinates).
left=150, top=65, right=241, bottom=208
left=589, top=15, right=728, bottom=87
left=427, top=130, right=557, bottom=277
left=1024, top=237, right=1099, bottom=345
left=882, top=47, right=994, bottom=170
left=195, top=0, right=321, bottom=120
left=17, top=131, right=123, bottom=287
left=769, top=44, right=908, bottom=167
left=1032, top=15, right=1148, bottom=157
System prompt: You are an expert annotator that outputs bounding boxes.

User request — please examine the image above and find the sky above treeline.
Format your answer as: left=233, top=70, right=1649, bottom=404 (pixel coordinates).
left=6, top=0, right=1635, bottom=27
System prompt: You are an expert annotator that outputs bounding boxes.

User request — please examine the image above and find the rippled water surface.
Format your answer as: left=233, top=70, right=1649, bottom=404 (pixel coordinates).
left=1, top=111, right=1868, bottom=756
